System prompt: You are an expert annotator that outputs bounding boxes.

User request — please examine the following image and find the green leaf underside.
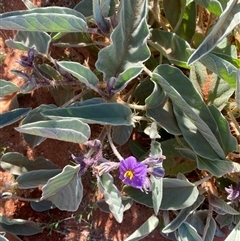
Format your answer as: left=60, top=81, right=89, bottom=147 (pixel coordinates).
left=15, top=119, right=90, bottom=143
left=0, top=7, right=87, bottom=32
left=96, top=0, right=150, bottom=80
left=42, top=103, right=133, bottom=126
left=41, top=165, right=83, bottom=211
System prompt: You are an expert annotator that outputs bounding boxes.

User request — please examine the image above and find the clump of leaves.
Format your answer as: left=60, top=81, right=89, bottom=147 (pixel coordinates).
left=1, top=0, right=240, bottom=240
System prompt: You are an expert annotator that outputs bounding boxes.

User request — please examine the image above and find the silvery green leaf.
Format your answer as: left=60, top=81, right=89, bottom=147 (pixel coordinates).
left=41, top=165, right=83, bottom=211
left=178, top=222, right=202, bottom=241
left=208, top=105, right=237, bottom=153
left=188, top=0, right=239, bottom=65
left=0, top=152, right=58, bottom=175
left=197, top=156, right=240, bottom=177
left=225, top=220, right=240, bottom=241
left=199, top=53, right=237, bottom=88
left=162, top=195, right=204, bottom=233
left=74, top=0, right=93, bottom=17
left=0, top=108, right=31, bottom=128
left=112, top=125, right=133, bottom=145
left=22, top=0, right=36, bottom=9
left=21, top=104, right=57, bottom=148
left=124, top=215, right=159, bottom=241
left=0, top=7, right=87, bottom=32
left=0, top=215, right=42, bottom=236
left=15, top=119, right=90, bottom=143
left=96, top=0, right=150, bottom=80
left=124, top=178, right=199, bottom=210
left=5, top=31, right=51, bottom=54
left=149, top=29, right=192, bottom=68
left=0, top=79, right=19, bottom=97
left=93, top=0, right=110, bottom=34
left=42, top=103, right=134, bottom=126
left=190, top=61, right=235, bottom=110
left=30, top=200, right=56, bottom=212
left=17, top=169, right=61, bottom=188
left=209, top=192, right=240, bottom=215
left=152, top=65, right=226, bottom=160
left=98, top=173, right=124, bottom=223
left=151, top=176, right=163, bottom=215
left=236, top=69, right=240, bottom=109
left=57, top=61, right=99, bottom=89
left=203, top=217, right=216, bottom=241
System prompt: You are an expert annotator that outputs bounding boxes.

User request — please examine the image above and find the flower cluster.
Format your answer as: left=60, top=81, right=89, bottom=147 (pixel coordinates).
left=72, top=139, right=165, bottom=192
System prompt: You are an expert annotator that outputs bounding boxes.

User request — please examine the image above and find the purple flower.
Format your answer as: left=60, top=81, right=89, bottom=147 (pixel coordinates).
left=225, top=182, right=240, bottom=202
left=119, top=156, right=147, bottom=189
left=16, top=47, right=35, bottom=67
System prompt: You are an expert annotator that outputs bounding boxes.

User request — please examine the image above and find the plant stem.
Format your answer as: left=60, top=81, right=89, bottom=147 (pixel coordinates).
left=118, top=99, right=146, bottom=110
left=107, top=127, right=123, bottom=161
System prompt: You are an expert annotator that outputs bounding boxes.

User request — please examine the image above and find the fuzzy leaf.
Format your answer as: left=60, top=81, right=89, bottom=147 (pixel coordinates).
left=190, top=61, right=235, bottom=110
left=178, top=222, right=202, bottom=241
left=151, top=176, right=163, bottom=215
left=93, top=0, right=110, bottom=34
left=124, top=178, right=198, bottom=210
left=204, top=217, right=216, bottom=241
left=57, top=61, right=99, bottom=90
left=225, top=220, right=240, bottom=241
left=30, top=200, right=56, bottom=212
left=162, top=195, right=204, bottom=233
left=21, top=104, right=57, bottom=148
left=199, top=53, right=237, bottom=88
left=42, top=103, right=133, bottom=126
left=152, top=65, right=226, bottom=160
left=188, top=0, right=239, bottom=64
left=41, top=165, right=83, bottom=211
left=15, top=119, right=90, bottom=143
left=0, top=152, right=58, bottom=175
left=98, top=173, right=124, bottom=223
left=208, top=192, right=240, bottom=215
left=112, top=125, right=133, bottom=145
left=17, top=169, right=61, bottom=188
left=124, top=215, right=159, bottom=241
left=96, top=0, right=150, bottom=80
left=0, top=108, right=31, bottom=128
left=150, top=29, right=192, bottom=68
left=0, top=79, right=19, bottom=97
left=5, top=31, right=51, bottom=54
left=0, top=215, right=42, bottom=236
left=197, top=156, right=240, bottom=177
left=0, top=7, right=87, bottom=32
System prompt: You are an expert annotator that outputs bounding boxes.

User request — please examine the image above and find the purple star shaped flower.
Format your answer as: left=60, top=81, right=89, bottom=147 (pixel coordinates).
left=119, top=156, right=147, bottom=189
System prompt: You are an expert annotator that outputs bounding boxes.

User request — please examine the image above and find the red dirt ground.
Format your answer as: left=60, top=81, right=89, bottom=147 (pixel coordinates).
left=0, top=1, right=232, bottom=240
